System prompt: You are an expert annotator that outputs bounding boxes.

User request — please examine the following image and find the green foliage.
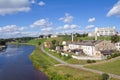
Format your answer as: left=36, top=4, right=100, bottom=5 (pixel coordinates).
left=107, top=55, right=112, bottom=60
left=75, top=33, right=88, bottom=37
left=0, top=39, right=6, bottom=45
left=102, top=73, right=109, bottom=80
left=111, top=35, right=120, bottom=43
left=51, top=40, right=56, bottom=45
left=107, top=51, right=120, bottom=59
left=87, top=60, right=96, bottom=63
left=38, top=42, right=41, bottom=46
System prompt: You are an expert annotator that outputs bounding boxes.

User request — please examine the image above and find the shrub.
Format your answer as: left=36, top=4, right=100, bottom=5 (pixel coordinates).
left=107, top=55, right=112, bottom=60
left=102, top=73, right=109, bottom=80
left=87, top=60, right=96, bottom=63
left=87, top=59, right=92, bottom=63
left=92, top=60, right=96, bottom=63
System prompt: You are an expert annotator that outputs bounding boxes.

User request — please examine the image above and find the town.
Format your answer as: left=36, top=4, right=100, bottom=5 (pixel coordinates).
left=43, top=27, right=120, bottom=60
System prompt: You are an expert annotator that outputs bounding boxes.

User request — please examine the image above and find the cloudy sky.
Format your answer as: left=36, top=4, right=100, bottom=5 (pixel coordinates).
left=0, top=0, right=120, bottom=38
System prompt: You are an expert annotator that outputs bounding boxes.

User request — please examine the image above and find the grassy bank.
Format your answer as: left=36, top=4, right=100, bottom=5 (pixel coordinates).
left=85, top=58, right=120, bottom=76
left=30, top=47, right=102, bottom=80
left=28, top=38, right=118, bottom=80
left=44, top=48, right=88, bottom=65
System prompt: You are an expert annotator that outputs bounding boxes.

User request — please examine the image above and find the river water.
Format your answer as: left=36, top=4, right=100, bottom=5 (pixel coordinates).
left=0, top=44, right=48, bottom=80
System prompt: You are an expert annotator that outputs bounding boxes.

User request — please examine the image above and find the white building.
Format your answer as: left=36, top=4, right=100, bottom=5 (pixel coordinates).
left=51, top=34, right=58, bottom=38
left=115, top=42, right=120, bottom=51
left=63, top=40, right=115, bottom=57
left=88, top=27, right=116, bottom=37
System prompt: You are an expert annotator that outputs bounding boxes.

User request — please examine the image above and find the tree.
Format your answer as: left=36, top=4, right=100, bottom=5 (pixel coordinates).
left=111, top=35, right=120, bottom=43
left=39, top=35, right=44, bottom=38
left=102, top=73, right=109, bottom=80
left=38, top=42, right=41, bottom=46
left=51, top=40, right=56, bottom=45
left=0, top=39, right=6, bottom=45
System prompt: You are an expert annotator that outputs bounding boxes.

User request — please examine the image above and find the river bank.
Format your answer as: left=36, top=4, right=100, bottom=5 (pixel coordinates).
left=0, top=45, right=7, bottom=51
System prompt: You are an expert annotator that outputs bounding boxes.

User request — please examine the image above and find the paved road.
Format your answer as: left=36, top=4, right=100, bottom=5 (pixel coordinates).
left=41, top=46, right=120, bottom=79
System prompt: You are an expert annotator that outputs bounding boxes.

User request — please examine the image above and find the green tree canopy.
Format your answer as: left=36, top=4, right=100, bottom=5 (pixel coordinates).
left=111, top=35, right=120, bottom=43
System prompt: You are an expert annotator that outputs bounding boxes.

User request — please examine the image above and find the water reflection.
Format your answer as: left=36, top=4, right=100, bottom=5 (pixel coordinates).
left=0, top=44, right=48, bottom=80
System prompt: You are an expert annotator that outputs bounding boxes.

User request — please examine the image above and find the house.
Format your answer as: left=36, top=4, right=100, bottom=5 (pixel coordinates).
left=51, top=34, right=58, bottom=38
left=88, top=27, right=116, bottom=37
left=55, top=46, right=63, bottom=51
left=115, top=42, right=120, bottom=51
left=62, top=40, right=115, bottom=57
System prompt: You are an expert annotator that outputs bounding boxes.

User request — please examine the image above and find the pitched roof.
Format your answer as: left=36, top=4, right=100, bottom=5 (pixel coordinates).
left=67, top=40, right=102, bottom=46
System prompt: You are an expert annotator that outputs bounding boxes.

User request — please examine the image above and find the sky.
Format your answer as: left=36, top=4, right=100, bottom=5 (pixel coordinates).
left=0, top=0, right=120, bottom=38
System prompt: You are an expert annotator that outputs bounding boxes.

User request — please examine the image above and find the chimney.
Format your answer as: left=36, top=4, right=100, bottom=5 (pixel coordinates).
left=95, top=32, right=97, bottom=40
left=72, top=33, right=74, bottom=42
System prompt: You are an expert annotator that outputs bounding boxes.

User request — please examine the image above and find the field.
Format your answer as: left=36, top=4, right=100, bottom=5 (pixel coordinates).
left=85, top=58, right=120, bottom=76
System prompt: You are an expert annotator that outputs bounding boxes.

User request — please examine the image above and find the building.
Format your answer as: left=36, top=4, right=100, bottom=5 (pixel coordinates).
left=88, top=27, right=116, bottom=37
left=51, top=34, right=58, bottom=38
left=63, top=40, right=115, bottom=57
left=115, top=42, right=120, bottom=51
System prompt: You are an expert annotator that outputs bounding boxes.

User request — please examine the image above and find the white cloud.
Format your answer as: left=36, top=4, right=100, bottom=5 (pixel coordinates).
left=59, top=13, right=74, bottom=23
left=57, top=24, right=78, bottom=30
left=0, top=0, right=31, bottom=15
left=41, top=27, right=53, bottom=32
left=31, top=0, right=35, bottom=4
left=30, top=19, right=52, bottom=28
left=107, top=0, right=120, bottom=17
left=0, top=25, right=27, bottom=38
left=88, top=17, right=95, bottom=22
left=38, top=1, right=45, bottom=6
left=0, top=25, right=25, bottom=32
left=86, top=25, right=95, bottom=29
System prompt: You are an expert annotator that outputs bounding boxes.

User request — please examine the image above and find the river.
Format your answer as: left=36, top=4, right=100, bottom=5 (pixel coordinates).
left=0, top=44, right=48, bottom=80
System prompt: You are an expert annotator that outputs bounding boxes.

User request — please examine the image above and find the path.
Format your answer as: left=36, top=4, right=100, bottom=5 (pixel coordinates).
left=41, top=46, right=120, bottom=79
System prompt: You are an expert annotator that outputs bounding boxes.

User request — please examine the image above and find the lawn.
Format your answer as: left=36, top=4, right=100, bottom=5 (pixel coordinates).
left=85, top=58, right=120, bottom=76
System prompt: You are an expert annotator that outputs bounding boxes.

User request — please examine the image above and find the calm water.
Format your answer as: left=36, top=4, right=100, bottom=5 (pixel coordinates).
left=0, top=44, right=48, bottom=80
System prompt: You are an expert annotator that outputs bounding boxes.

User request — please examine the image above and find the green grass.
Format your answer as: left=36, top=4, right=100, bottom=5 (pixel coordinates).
left=28, top=38, right=120, bottom=80
left=28, top=38, right=47, bottom=45
left=30, top=47, right=102, bottom=80
left=66, top=58, right=88, bottom=65
left=44, top=47, right=89, bottom=65
left=51, top=66, right=102, bottom=80
left=85, top=58, right=120, bottom=76
left=28, top=38, right=105, bottom=80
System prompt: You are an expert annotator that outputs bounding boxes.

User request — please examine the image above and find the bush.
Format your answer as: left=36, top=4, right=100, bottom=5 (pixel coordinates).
left=87, top=60, right=92, bottom=63
left=102, top=73, right=109, bottom=80
left=107, top=55, right=112, bottom=60
left=92, top=60, right=96, bottom=63
left=87, top=60, right=96, bottom=63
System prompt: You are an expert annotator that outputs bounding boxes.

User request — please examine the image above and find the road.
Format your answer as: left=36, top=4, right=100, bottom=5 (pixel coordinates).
left=41, top=46, right=120, bottom=79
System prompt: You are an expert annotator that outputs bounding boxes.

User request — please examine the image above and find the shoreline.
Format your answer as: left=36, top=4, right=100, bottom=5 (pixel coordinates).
left=0, top=45, right=7, bottom=51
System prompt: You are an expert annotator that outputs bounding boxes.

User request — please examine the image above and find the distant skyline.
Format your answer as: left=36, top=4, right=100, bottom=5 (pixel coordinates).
left=0, top=0, right=120, bottom=38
